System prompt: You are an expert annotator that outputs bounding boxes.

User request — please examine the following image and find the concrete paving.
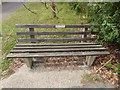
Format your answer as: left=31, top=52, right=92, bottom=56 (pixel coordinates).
left=82, top=82, right=116, bottom=88
left=0, top=64, right=116, bottom=88
left=0, top=65, right=90, bottom=88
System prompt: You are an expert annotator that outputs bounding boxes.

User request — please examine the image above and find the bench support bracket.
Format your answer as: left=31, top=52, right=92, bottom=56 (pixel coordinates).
left=25, top=58, right=33, bottom=69
left=86, top=56, right=96, bottom=66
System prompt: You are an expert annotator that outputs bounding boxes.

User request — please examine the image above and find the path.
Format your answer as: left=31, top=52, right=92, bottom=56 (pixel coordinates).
left=1, top=2, right=27, bottom=19
left=0, top=64, right=115, bottom=88
left=0, top=65, right=90, bottom=88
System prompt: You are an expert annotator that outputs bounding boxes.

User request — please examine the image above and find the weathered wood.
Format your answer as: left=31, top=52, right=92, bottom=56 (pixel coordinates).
left=16, top=43, right=99, bottom=47
left=15, top=24, right=100, bottom=28
left=84, top=28, right=88, bottom=38
left=24, top=58, right=33, bottom=69
left=10, top=48, right=106, bottom=53
left=7, top=51, right=110, bottom=58
left=17, top=31, right=98, bottom=35
left=82, top=28, right=88, bottom=43
left=29, top=28, right=35, bottom=43
left=6, top=24, right=110, bottom=68
left=13, top=45, right=102, bottom=50
left=18, top=38, right=97, bottom=42
left=86, top=56, right=96, bottom=66
left=65, top=25, right=100, bottom=28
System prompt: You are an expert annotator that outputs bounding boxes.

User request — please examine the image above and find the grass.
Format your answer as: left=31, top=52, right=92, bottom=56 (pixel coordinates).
left=0, top=19, right=2, bottom=73
left=82, top=74, right=102, bottom=83
left=1, top=2, right=88, bottom=71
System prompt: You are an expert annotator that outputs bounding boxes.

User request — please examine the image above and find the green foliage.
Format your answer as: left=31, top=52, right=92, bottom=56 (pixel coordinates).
left=105, top=63, right=113, bottom=68
left=69, top=2, right=82, bottom=14
left=115, top=63, right=120, bottom=77
left=83, top=74, right=101, bottom=83
left=88, top=2, right=120, bottom=75
left=69, top=2, right=120, bottom=44
left=88, top=2, right=120, bottom=44
left=0, top=58, right=13, bottom=71
left=69, top=2, right=88, bottom=15
left=105, top=62, right=120, bottom=77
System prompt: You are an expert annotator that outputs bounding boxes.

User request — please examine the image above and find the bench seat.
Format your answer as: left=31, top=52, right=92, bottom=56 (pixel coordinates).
left=7, top=42, right=109, bottom=59
left=7, top=51, right=109, bottom=58
left=6, top=24, right=110, bottom=69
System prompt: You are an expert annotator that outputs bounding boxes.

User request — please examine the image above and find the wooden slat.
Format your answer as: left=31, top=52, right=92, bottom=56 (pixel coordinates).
left=17, top=31, right=98, bottom=35
left=16, top=43, right=99, bottom=47
left=13, top=45, right=102, bottom=50
left=15, top=24, right=100, bottom=28
left=16, top=24, right=55, bottom=28
left=18, top=38, right=97, bottom=42
left=65, top=25, right=100, bottom=28
left=7, top=51, right=110, bottom=58
left=10, top=48, right=106, bottom=53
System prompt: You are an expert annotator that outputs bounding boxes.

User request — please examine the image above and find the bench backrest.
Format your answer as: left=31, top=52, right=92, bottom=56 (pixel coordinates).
left=16, top=24, right=100, bottom=43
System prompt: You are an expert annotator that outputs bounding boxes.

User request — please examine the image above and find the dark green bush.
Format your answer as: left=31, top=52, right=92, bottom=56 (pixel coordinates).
left=69, top=2, right=120, bottom=44
left=69, top=2, right=88, bottom=15
left=88, top=2, right=120, bottom=44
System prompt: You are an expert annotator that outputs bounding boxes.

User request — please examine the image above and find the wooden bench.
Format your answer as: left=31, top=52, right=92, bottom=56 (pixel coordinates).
left=7, top=24, right=110, bottom=69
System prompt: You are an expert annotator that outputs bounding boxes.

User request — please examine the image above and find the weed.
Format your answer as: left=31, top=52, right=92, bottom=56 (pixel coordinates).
left=82, top=74, right=102, bottom=83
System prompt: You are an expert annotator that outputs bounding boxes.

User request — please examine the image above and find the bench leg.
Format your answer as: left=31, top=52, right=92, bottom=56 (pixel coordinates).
left=86, top=56, right=96, bottom=66
left=25, top=58, right=33, bottom=69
